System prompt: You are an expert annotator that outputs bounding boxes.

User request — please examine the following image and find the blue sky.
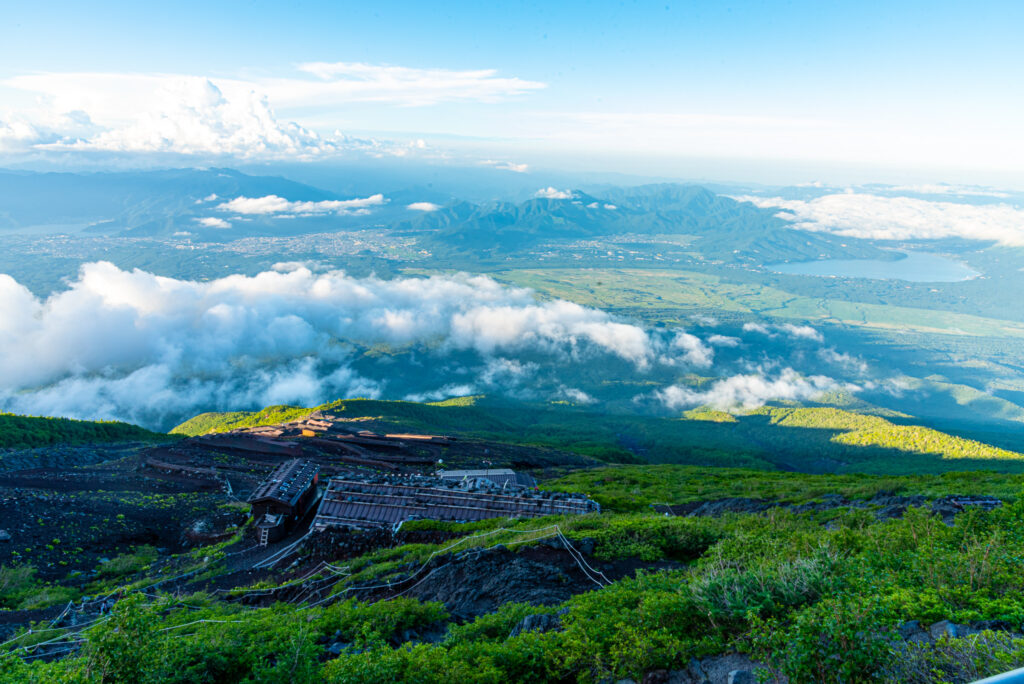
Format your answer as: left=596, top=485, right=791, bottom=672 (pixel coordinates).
left=1, top=0, right=1022, bottom=184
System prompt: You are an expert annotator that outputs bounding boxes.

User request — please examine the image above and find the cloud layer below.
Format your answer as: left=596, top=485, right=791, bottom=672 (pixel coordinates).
left=737, top=193, right=1024, bottom=246
left=656, top=369, right=850, bottom=412
left=0, top=263, right=862, bottom=430
left=0, top=264, right=693, bottom=428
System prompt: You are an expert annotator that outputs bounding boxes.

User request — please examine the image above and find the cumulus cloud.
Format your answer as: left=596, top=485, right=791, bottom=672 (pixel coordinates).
left=666, top=331, right=714, bottom=368
left=535, top=187, right=576, bottom=200
left=195, top=217, right=231, bottom=229
left=404, top=383, right=477, bottom=403
left=407, top=202, right=441, bottom=212
left=403, top=357, right=547, bottom=404
left=7, top=76, right=337, bottom=158
left=0, top=264, right=664, bottom=429
left=478, top=358, right=539, bottom=387
left=217, top=194, right=385, bottom=216
left=656, top=368, right=852, bottom=412
left=0, top=257, right=860, bottom=430
left=555, top=386, right=597, bottom=405
left=742, top=322, right=771, bottom=335
left=742, top=321, right=824, bottom=343
left=818, top=348, right=869, bottom=375
left=779, top=324, right=824, bottom=342
left=0, top=64, right=544, bottom=158
left=449, top=299, right=654, bottom=367
left=707, top=334, right=741, bottom=347
left=736, top=193, right=1024, bottom=246
left=480, top=160, right=529, bottom=173
left=0, top=118, right=44, bottom=152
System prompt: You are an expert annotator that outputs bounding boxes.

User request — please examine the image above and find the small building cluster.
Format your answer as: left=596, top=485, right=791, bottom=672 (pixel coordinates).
left=220, top=413, right=599, bottom=545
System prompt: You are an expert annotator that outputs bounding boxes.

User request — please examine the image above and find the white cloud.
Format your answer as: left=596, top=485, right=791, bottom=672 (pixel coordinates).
left=737, top=193, right=1024, bottom=246
left=449, top=299, right=655, bottom=368
left=817, top=348, right=869, bottom=375
left=707, top=334, right=741, bottom=347
left=656, top=369, right=852, bottom=412
left=535, top=187, right=575, bottom=200
left=217, top=194, right=386, bottom=216
left=407, top=202, right=441, bottom=212
left=779, top=324, right=824, bottom=342
left=404, top=383, right=477, bottom=403
left=667, top=331, right=714, bottom=368
left=480, top=159, right=529, bottom=173
left=555, top=386, right=597, bottom=405
left=742, top=322, right=772, bottom=335
left=478, top=358, right=538, bottom=386
left=195, top=217, right=231, bottom=229
left=4, top=76, right=339, bottom=158
left=0, top=263, right=659, bottom=428
left=0, top=118, right=43, bottom=152
left=742, top=321, right=824, bottom=343
left=1, top=63, right=543, bottom=158
left=884, top=184, right=1010, bottom=198
left=292, top=62, right=545, bottom=105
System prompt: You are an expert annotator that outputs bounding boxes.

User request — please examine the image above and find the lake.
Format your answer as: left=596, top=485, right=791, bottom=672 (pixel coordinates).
left=768, top=251, right=980, bottom=283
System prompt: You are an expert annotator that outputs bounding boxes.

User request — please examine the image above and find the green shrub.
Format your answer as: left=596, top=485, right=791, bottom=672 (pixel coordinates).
left=883, top=631, right=1024, bottom=683
left=0, top=564, right=78, bottom=611
left=96, top=546, right=159, bottom=580
left=320, top=597, right=448, bottom=648
left=749, top=595, right=897, bottom=683
left=445, top=602, right=555, bottom=645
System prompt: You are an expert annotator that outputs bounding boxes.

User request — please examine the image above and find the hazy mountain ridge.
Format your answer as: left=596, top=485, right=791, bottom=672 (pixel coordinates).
left=0, top=168, right=335, bottom=232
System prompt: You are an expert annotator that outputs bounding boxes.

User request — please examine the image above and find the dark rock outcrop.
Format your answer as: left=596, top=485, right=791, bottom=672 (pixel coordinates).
left=655, top=493, right=1001, bottom=526
left=509, top=608, right=568, bottom=637
left=382, top=545, right=593, bottom=620
left=350, top=545, right=609, bottom=621
left=646, top=653, right=778, bottom=684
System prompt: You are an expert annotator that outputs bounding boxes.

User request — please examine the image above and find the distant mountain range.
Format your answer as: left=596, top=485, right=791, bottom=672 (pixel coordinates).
left=0, top=168, right=332, bottom=233
left=0, top=167, right=889, bottom=263
left=410, top=183, right=890, bottom=262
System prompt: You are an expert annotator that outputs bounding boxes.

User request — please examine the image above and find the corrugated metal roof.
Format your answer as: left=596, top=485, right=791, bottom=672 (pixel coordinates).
left=248, top=459, right=320, bottom=508
left=312, top=476, right=596, bottom=530
left=436, top=469, right=537, bottom=489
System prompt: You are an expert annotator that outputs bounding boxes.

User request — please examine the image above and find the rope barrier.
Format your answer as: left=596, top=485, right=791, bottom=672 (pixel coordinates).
left=4, top=517, right=615, bottom=662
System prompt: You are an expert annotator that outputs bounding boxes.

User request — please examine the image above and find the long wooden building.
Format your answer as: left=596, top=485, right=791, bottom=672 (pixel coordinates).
left=312, top=474, right=597, bottom=532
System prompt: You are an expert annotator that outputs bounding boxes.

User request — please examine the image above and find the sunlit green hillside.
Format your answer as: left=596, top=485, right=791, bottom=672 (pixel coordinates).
left=172, top=398, right=1024, bottom=475
left=0, top=413, right=168, bottom=449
